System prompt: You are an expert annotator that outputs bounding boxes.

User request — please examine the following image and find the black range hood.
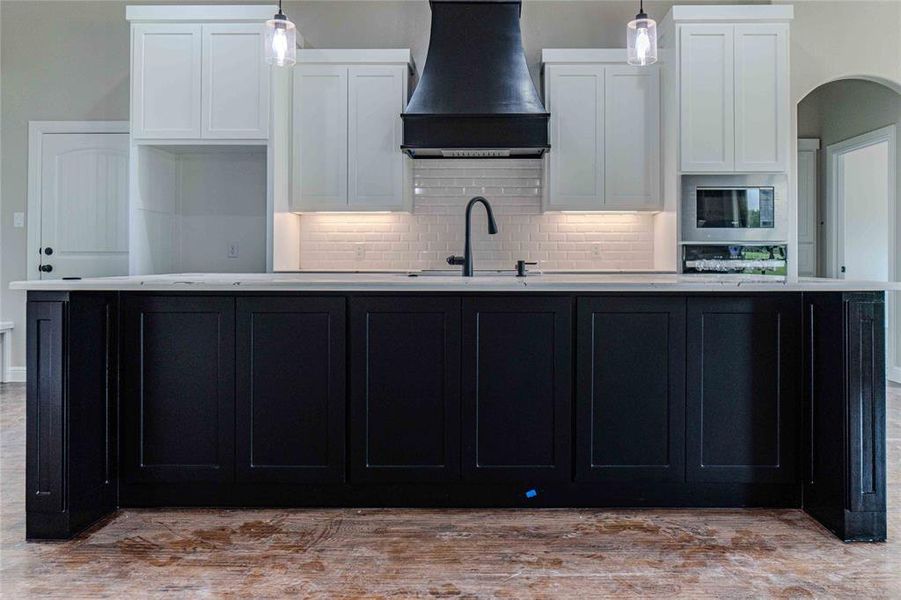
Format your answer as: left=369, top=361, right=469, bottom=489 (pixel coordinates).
left=401, top=0, right=549, bottom=158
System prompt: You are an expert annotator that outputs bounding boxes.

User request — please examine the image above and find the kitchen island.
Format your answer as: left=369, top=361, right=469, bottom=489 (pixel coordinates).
left=12, top=273, right=893, bottom=542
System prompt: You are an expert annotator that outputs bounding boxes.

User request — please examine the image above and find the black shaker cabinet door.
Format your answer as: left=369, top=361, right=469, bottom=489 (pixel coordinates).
left=576, top=296, right=686, bottom=482
left=462, top=297, right=572, bottom=482
left=121, top=295, right=235, bottom=483
left=350, top=297, right=461, bottom=482
left=686, top=296, right=801, bottom=483
left=236, top=297, right=346, bottom=483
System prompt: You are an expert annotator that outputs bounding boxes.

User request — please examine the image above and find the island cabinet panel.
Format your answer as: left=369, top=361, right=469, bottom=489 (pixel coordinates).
left=236, top=298, right=346, bottom=483
left=27, top=293, right=119, bottom=539
left=121, top=296, right=235, bottom=483
left=350, top=297, right=461, bottom=482
left=461, top=297, right=572, bottom=482
left=686, top=296, right=801, bottom=483
left=576, top=297, right=686, bottom=482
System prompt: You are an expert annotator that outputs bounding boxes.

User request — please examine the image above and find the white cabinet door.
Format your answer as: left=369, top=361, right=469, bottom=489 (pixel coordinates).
left=546, top=65, right=604, bottom=210
left=292, top=65, right=348, bottom=211
left=680, top=24, right=734, bottom=172
left=348, top=66, right=407, bottom=210
left=132, top=24, right=202, bottom=139
left=734, top=24, right=788, bottom=172
left=604, top=66, right=660, bottom=209
left=201, top=23, right=270, bottom=139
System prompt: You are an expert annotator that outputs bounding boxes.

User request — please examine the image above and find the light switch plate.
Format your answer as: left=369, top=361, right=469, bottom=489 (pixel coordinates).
left=13, top=212, right=25, bottom=228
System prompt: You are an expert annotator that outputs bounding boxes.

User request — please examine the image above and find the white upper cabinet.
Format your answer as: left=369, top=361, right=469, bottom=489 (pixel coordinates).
left=678, top=17, right=789, bottom=173
left=132, top=24, right=203, bottom=139
left=202, top=23, right=270, bottom=139
left=291, top=51, right=411, bottom=212
left=733, top=24, right=788, bottom=172
left=293, top=65, right=349, bottom=210
left=348, top=66, right=407, bottom=210
left=543, top=51, right=660, bottom=211
left=679, top=24, right=734, bottom=172
left=128, top=7, right=272, bottom=141
left=546, top=65, right=605, bottom=211
left=604, top=66, right=660, bottom=209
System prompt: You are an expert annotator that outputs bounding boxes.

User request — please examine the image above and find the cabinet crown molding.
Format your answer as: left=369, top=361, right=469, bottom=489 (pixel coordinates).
left=126, top=5, right=278, bottom=23
left=665, top=5, right=793, bottom=24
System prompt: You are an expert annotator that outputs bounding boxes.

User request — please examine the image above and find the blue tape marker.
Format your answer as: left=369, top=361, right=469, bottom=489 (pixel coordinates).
left=525, top=489, right=537, bottom=499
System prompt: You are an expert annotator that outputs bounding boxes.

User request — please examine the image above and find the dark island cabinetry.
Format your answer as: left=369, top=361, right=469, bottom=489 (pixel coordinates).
left=121, top=296, right=236, bottom=484
left=576, top=297, right=685, bottom=482
left=237, top=297, right=345, bottom=483
left=25, top=290, right=886, bottom=543
left=686, top=296, right=801, bottom=483
left=349, top=297, right=461, bottom=482
left=462, top=297, right=572, bottom=482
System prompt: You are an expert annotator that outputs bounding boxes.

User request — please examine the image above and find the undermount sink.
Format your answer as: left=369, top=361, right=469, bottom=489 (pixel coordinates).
left=408, top=270, right=527, bottom=278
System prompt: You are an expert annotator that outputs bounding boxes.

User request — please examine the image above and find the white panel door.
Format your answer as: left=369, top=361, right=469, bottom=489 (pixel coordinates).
left=604, top=66, right=660, bottom=209
left=292, top=65, right=348, bottom=211
left=132, top=24, right=202, bottom=139
left=680, top=24, right=734, bottom=172
left=40, top=133, right=129, bottom=279
left=734, top=24, right=788, bottom=172
left=546, top=65, right=604, bottom=210
left=202, top=23, right=270, bottom=139
left=348, top=65, right=407, bottom=210
left=837, top=141, right=890, bottom=281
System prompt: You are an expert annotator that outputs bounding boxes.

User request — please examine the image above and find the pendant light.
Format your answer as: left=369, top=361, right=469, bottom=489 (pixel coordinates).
left=265, top=0, right=297, bottom=67
left=626, top=0, right=657, bottom=66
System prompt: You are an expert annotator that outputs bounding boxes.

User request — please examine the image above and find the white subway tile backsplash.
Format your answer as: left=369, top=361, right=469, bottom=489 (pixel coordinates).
left=298, top=159, right=654, bottom=271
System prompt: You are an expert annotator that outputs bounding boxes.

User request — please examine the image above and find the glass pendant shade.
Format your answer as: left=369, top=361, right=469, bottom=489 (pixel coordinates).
left=265, top=14, right=297, bottom=66
left=627, top=13, right=658, bottom=66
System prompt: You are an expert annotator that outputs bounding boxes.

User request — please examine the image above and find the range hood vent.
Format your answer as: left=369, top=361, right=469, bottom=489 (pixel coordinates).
left=401, top=0, right=549, bottom=158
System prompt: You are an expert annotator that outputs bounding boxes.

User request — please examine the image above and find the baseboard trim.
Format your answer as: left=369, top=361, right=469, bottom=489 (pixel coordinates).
left=889, top=366, right=901, bottom=385
left=5, top=367, right=27, bottom=383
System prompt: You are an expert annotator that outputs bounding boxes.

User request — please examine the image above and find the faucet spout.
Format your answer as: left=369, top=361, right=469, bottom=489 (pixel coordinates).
left=447, top=196, right=498, bottom=277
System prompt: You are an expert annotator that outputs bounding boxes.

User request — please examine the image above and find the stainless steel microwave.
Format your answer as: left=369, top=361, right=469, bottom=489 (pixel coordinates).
left=681, top=175, right=788, bottom=243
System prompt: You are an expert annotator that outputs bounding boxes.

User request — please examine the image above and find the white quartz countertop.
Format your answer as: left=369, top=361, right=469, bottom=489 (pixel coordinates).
left=10, top=272, right=901, bottom=292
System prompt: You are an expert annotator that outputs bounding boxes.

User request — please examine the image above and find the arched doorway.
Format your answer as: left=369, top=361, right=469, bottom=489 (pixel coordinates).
left=796, top=77, right=900, bottom=382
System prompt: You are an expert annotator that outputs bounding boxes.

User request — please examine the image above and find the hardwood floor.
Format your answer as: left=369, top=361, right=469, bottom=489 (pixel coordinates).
left=1, top=382, right=899, bottom=598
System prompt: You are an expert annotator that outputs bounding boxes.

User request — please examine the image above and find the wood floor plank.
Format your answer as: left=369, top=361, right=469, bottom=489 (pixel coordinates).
left=1, top=382, right=900, bottom=598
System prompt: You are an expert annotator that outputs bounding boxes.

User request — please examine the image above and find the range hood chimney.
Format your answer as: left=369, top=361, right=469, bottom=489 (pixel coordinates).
left=401, top=0, right=549, bottom=158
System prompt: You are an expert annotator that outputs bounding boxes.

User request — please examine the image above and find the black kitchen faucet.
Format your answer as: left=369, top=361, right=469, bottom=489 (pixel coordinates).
left=447, top=196, right=498, bottom=277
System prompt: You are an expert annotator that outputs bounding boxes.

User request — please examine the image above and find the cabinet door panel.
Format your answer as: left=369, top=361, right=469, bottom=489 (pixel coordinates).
left=236, top=298, right=345, bottom=483
left=350, top=297, right=461, bottom=482
left=604, top=67, right=660, bottom=209
left=348, top=66, right=407, bottom=210
left=26, top=301, right=65, bottom=513
left=132, top=24, right=202, bottom=139
left=122, top=296, right=235, bottom=483
left=202, top=23, right=269, bottom=139
left=292, top=65, right=348, bottom=210
left=462, top=297, right=572, bottom=482
left=576, top=297, right=685, bottom=482
left=734, top=24, right=788, bottom=172
left=687, top=296, right=800, bottom=483
left=546, top=65, right=604, bottom=210
left=680, top=24, right=734, bottom=172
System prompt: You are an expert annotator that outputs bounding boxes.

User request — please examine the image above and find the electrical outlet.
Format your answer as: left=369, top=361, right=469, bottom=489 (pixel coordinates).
left=228, top=242, right=239, bottom=259
left=591, top=244, right=602, bottom=258
left=354, top=244, right=366, bottom=262
left=13, top=212, right=25, bottom=228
